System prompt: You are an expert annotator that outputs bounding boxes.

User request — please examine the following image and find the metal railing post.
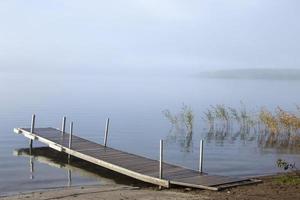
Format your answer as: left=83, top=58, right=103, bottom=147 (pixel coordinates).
left=199, top=140, right=204, bottom=173
left=68, top=122, right=73, bottom=162
left=62, top=116, right=66, bottom=134
left=159, top=139, right=163, bottom=179
left=29, top=114, right=35, bottom=149
left=104, top=118, right=110, bottom=147
left=69, top=122, right=73, bottom=149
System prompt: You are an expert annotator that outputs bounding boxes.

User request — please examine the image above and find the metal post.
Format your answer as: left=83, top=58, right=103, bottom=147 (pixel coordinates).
left=159, top=139, right=163, bottom=179
left=68, top=122, right=73, bottom=162
left=30, top=114, right=35, bottom=133
left=62, top=116, right=66, bottom=134
left=104, top=118, right=110, bottom=147
left=199, top=140, right=204, bottom=173
left=30, top=114, right=35, bottom=148
left=69, top=122, right=73, bottom=149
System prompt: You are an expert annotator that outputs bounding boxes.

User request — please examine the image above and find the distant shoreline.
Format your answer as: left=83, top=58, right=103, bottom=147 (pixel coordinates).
left=199, top=69, right=300, bottom=80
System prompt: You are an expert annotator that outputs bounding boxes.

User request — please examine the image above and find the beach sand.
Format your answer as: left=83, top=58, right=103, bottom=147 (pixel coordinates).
left=0, top=185, right=203, bottom=200
left=1, top=174, right=299, bottom=200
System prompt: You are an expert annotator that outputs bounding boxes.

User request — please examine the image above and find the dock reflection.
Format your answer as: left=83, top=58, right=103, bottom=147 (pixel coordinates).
left=13, top=147, right=145, bottom=186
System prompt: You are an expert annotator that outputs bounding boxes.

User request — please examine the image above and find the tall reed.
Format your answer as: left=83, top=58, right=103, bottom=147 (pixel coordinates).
left=203, top=104, right=300, bottom=149
left=162, top=104, right=194, bottom=151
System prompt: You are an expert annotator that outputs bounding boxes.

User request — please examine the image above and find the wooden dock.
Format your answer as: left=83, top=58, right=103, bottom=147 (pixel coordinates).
left=14, top=127, right=260, bottom=190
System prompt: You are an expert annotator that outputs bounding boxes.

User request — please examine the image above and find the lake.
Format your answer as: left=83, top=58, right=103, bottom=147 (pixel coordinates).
left=1, top=72, right=300, bottom=195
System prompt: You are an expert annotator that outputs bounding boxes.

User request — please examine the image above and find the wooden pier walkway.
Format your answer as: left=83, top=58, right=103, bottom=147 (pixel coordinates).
left=14, top=127, right=260, bottom=190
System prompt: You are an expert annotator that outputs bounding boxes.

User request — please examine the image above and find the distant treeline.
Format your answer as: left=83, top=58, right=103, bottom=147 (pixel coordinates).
left=199, top=69, right=300, bottom=80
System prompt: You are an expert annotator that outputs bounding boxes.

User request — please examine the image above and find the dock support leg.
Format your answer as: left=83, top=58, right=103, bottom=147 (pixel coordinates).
left=159, top=139, right=163, bottom=179
left=29, top=114, right=35, bottom=149
left=68, top=122, right=73, bottom=162
left=159, top=139, right=164, bottom=189
left=199, top=140, right=204, bottom=173
left=104, top=118, right=110, bottom=147
left=61, top=116, right=66, bottom=135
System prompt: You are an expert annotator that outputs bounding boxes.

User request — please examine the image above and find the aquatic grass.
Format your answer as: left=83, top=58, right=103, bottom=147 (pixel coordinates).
left=162, top=109, right=179, bottom=131
left=203, top=104, right=300, bottom=149
left=181, top=104, right=194, bottom=135
left=277, top=107, right=300, bottom=131
left=162, top=104, right=194, bottom=152
left=228, top=107, right=241, bottom=123
left=203, top=103, right=259, bottom=143
left=203, top=109, right=215, bottom=131
left=259, top=108, right=279, bottom=135
left=258, top=107, right=300, bottom=148
left=165, top=103, right=300, bottom=150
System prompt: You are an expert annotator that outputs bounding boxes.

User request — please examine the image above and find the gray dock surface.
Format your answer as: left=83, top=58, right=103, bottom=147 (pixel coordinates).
left=14, top=127, right=260, bottom=190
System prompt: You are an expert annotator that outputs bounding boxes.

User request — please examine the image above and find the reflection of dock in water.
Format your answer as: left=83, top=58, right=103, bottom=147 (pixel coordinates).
left=14, top=122, right=261, bottom=190
left=13, top=147, right=140, bottom=187
left=14, top=148, right=75, bottom=186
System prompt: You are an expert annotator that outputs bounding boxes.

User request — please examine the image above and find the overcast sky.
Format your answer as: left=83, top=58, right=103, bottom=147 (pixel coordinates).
left=0, top=0, right=299, bottom=75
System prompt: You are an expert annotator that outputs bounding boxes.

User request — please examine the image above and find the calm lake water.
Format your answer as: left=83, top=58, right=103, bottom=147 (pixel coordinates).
left=1, top=72, right=300, bottom=195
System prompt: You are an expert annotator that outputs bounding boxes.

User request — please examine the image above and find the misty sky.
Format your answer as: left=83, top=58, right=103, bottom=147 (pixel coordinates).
left=0, top=0, right=300, bottom=75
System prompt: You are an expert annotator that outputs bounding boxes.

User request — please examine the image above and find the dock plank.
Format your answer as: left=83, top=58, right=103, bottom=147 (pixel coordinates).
left=14, top=127, right=260, bottom=190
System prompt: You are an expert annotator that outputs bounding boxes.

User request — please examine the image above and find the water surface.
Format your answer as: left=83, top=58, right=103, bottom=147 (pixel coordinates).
left=1, top=72, right=300, bottom=195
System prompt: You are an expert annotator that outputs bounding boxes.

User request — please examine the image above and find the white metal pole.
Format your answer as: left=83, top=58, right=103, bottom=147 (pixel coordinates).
left=69, top=122, right=73, bottom=149
left=68, top=122, right=73, bottom=162
left=62, top=116, right=66, bottom=134
left=29, top=114, right=35, bottom=148
left=30, top=114, right=35, bottom=133
left=199, top=140, right=204, bottom=173
left=159, top=139, right=163, bottom=179
left=104, top=118, right=110, bottom=147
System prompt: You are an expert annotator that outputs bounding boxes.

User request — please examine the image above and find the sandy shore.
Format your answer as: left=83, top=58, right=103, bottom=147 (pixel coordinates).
left=1, top=175, right=299, bottom=200
left=0, top=185, right=203, bottom=200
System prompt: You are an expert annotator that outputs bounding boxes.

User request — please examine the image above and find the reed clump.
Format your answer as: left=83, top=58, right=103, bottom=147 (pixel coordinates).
left=258, top=107, right=300, bottom=148
left=203, top=104, right=300, bottom=149
left=162, top=104, right=194, bottom=151
left=203, top=103, right=257, bottom=142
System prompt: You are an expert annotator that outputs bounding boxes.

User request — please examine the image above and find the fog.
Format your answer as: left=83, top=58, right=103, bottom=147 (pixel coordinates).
left=0, top=0, right=300, bottom=76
